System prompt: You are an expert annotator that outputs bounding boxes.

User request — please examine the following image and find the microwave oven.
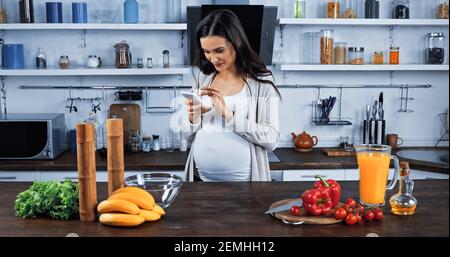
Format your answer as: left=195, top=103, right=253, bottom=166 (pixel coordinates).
left=0, top=113, right=66, bottom=160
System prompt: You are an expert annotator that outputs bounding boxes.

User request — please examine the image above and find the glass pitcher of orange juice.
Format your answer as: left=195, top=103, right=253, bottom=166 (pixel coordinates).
left=355, top=144, right=400, bottom=207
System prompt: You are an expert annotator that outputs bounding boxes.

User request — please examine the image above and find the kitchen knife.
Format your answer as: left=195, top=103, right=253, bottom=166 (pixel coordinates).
left=379, top=92, right=384, bottom=120
left=372, top=100, right=378, bottom=120
left=265, top=199, right=302, bottom=215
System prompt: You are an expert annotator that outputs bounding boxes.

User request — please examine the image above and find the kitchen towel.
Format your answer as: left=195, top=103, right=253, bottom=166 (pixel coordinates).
left=46, top=2, right=63, bottom=23
left=2, top=44, right=25, bottom=69
left=72, top=2, right=88, bottom=23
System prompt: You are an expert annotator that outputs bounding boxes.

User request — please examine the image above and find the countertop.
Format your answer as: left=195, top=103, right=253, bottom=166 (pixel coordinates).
left=0, top=147, right=448, bottom=173
left=0, top=180, right=448, bottom=237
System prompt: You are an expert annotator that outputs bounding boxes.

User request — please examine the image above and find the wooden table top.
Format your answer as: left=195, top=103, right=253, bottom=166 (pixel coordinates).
left=1, top=180, right=448, bottom=237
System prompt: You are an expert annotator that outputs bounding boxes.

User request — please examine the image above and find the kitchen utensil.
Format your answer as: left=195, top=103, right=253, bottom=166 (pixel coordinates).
left=268, top=198, right=344, bottom=225
left=387, top=134, right=404, bottom=149
left=125, top=173, right=183, bottom=208
left=379, top=92, right=384, bottom=120
left=109, top=103, right=141, bottom=147
left=372, top=100, right=378, bottom=120
left=264, top=199, right=302, bottom=214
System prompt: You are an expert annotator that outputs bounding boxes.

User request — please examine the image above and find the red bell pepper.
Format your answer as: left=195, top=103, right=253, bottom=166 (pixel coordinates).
left=314, top=175, right=341, bottom=208
left=301, top=189, right=333, bottom=216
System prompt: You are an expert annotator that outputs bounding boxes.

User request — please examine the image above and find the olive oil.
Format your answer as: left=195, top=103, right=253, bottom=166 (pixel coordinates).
left=389, top=162, right=417, bottom=216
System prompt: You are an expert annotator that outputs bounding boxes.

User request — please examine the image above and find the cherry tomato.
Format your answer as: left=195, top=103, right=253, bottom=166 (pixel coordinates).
left=345, top=198, right=357, bottom=208
left=355, top=205, right=365, bottom=215
left=342, top=204, right=354, bottom=213
left=364, top=210, right=375, bottom=222
left=355, top=214, right=362, bottom=223
left=373, top=208, right=384, bottom=221
left=335, top=208, right=347, bottom=220
left=345, top=214, right=358, bottom=225
left=291, top=205, right=301, bottom=216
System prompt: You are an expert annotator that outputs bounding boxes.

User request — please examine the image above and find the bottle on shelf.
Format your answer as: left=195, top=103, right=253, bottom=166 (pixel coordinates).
left=0, top=0, right=7, bottom=23
left=163, top=50, right=170, bottom=68
left=294, top=0, right=306, bottom=18
left=365, top=0, right=379, bottom=18
left=389, top=162, right=417, bottom=216
left=35, top=47, right=47, bottom=69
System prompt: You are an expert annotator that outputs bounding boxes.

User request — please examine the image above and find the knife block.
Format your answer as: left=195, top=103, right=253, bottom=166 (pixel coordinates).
left=363, top=119, right=386, bottom=144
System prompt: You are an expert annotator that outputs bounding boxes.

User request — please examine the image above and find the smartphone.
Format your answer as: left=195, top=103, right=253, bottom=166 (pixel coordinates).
left=181, top=91, right=202, bottom=105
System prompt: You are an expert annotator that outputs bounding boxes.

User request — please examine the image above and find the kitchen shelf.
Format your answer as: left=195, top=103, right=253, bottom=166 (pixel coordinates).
left=0, top=66, right=191, bottom=76
left=277, top=64, right=450, bottom=71
left=0, top=23, right=187, bottom=30
left=278, top=18, right=450, bottom=26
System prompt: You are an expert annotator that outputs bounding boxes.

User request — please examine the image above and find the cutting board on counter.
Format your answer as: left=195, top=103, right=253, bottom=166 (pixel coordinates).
left=322, top=148, right=356, bottom=157
left=269, top=198, right=343, bottom=225
left=109, top=103, right=141, bottom=146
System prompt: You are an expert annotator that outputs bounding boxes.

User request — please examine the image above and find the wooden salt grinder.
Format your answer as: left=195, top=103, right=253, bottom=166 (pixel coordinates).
left=76, top=122, right=97, bottom=222
left=106, top=118, right=125, bottom=196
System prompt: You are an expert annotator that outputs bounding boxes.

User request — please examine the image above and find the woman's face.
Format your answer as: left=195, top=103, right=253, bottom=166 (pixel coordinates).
left=200, top=36, right=236, bottom=72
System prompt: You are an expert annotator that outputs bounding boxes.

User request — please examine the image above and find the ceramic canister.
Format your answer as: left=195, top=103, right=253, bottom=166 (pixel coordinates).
left=2, top=44, right=25, bottom=69
left=72, top=2, right=88, bottom=23
left=46, top=2, right=63, bottom=23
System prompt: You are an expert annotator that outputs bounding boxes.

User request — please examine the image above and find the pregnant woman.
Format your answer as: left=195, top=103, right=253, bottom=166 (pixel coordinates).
left=182, top=9, right=281, bottom=182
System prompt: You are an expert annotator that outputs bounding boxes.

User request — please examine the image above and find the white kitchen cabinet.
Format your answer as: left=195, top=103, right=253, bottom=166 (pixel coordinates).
left=283, top=169, right=345, bottom=181
left=0, top=172, right=40, bottom=182
left=345, top=169, right=449, bottom=181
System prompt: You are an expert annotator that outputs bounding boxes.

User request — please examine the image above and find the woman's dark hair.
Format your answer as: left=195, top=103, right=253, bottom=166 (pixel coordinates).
left=194, top=9, right=281, bottom=98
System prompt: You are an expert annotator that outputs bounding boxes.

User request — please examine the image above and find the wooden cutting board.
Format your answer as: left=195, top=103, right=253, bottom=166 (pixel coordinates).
left=269, top=198, right=344, bottom=225
left=322, top=148, right=356, bottom=157
left=109, top=104, right=141, bottom=146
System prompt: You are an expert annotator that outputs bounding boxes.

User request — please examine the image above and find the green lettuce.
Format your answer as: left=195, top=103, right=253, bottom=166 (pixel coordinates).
left=15, top=180, right=79, bottom=220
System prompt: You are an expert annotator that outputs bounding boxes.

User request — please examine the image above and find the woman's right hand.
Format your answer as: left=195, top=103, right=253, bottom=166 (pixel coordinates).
left=185, top=98, right=211, bottom=124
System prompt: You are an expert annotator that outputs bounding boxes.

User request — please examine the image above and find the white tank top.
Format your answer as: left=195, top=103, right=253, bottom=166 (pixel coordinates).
left=193, top=86, right=251, bottom=182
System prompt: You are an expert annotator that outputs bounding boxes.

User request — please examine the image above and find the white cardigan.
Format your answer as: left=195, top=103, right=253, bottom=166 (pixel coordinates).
left=182, top=72, right=280, bottom=182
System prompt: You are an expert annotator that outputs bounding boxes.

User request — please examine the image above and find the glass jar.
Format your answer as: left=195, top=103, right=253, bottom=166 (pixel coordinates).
left=334, top=42, right=347, bottom=64
left=136, top=57, right=144, bottom=68
left=294, top=0, right=306, bottom=18
left=0, top=0, right=6, bottom=23
left=128, top=130, right=141, bottom=152
left=348, top=47, right=364, bottom=64
left=436, top=0, right=449, bottom=19
left=35, top=47, right=47, bottom=69
left=426, top=32, right=445, bottom=64
left=141, top=136, right=153, bottom=152
left=392, top=0, right=410, bottom=19
left=304, top=32, right=321, bottom=64
left=58, top=55, right=71, bottom=69
left=342, top=0, right=358, bottom=18
left=389, top=46, right=400, bottom=64
left=320, top=30, right=334, bottom=64
left=163, top=50, right=170, bottom=68
left=326, top=0, right=341, bottom=18
left=373, top=51, right=384, bottom=64
left=146, top=57, right=153, bottom=68
left=152, top=134, right=160, bottom=151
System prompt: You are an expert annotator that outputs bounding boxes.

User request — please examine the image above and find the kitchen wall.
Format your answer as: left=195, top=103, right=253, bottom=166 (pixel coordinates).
left=1, top=0, right=449, bottom=148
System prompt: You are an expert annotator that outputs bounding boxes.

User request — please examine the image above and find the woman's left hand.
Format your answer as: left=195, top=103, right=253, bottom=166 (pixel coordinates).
left=201, top=87, right=234, bottom=122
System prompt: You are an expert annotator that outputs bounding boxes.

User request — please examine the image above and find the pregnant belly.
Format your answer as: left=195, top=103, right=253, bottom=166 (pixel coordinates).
left=193, top=131, right=251, bottom=172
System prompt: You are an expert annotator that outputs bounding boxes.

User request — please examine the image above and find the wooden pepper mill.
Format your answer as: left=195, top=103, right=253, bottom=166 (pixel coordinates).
left=76, top=122, right=97, bottom=222
left=106, top=118, right=125, bottom=196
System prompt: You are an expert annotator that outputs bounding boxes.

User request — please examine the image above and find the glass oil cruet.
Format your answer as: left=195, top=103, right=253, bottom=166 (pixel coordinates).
left=389, top=161, right=418, bottom=215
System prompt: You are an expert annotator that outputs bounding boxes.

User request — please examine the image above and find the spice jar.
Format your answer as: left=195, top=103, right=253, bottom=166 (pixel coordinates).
left=294, top=0, right=306, bottom=18
left=334, top=42, right=347, bottom=64
left=152, top=134, right=160, bottom=151
left=58, top=55, right=71, bottom=69
left=326, top=0, right=340, bottom=18
left=146, top=57, right=153, bottom=68
left=436, top=0, right=449, bottom=19
left=392, top=0, right=410, bottom=19
left=342, top=0, right=358, bottom=18
left=373, top=51, right=384, bottom=64
left=348, top=47, right=364, bottom=65
left=35, top=47, right=47, bottom=69
left=163, top=50, right=170, bottom=68
left=320, top=30, right=334, bottom=64
left=141, top=137, right=153, bottom=152
left=136, top=57, right=144, bottom=68
left=426, top=32, right=445, bottom=64
left=389, top=46, right=400, bottom=64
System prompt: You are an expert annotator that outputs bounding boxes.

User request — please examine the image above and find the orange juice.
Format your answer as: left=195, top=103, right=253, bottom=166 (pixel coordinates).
left=357, top=152, right=391, bottom=205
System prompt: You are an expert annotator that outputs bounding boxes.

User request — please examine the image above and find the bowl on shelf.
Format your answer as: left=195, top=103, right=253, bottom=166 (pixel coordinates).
left=124, top=173, right=183, bottom=209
